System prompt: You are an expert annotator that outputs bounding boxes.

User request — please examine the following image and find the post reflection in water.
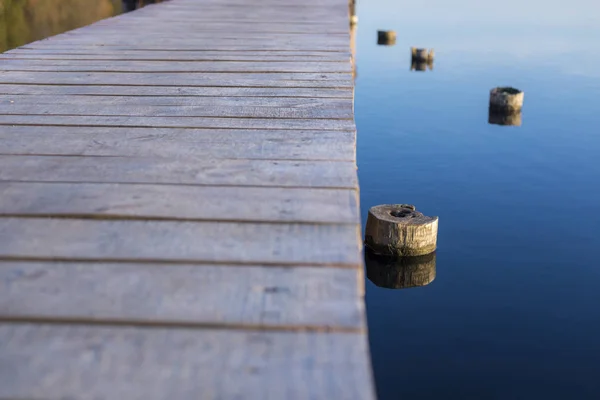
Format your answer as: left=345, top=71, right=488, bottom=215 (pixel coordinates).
left=488, top=108, right=523, bottom=126
left=365, top=249, right=436, bottom=289
left=410, top=59, right=434, bottom=72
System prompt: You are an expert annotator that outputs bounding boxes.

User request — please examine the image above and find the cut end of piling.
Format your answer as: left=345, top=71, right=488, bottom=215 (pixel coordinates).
left=365, top=204, right=438, bottom=257
left=490, top=86, right=524, bottom=113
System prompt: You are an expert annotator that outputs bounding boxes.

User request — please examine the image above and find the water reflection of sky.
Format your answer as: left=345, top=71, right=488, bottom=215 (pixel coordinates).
left=356, top=0, right=600, bottom=398
left=357, top=0, right=600, bottom=77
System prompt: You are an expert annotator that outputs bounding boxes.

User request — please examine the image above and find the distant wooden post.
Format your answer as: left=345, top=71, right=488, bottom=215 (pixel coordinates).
left=489, top=87, right=524, bottom=113
left=349, top=0, right=358, bottom=25
left=411, top=47, right=434, bottom=62
left=365, top=250, right=436, bottom=289
left=365, top=204, right=438, bottom=257
left=377, top=30, right=396, bottom=46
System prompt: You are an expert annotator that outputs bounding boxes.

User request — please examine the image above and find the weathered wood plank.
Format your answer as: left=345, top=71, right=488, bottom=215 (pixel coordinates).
left=0, top=47, right=351, bottom=63
left=41, top=24, right=350, bottom=34
left=0, top=103, right=352, bottom=119
left=0, top=71, right=352, bottom=88
left=0, top=324, right=374, bottom=400
left=0, top=155, right=357, bottom=188
left=0, top=262, right=364, bottom=328
left=19, top=43, right=349, bottom=51
left=0, top=94, right=349, bottom=108
left=0, top=115, right=355, bottom=131
left=0, top=126, right=355, bottom=161
left=0, top=84, right=352, bottom=98
left=30, top=39, right=349, bottom=50
left=0, top=83, right=352, bottom=97
left=0, top=218, right=361, bottom=266
left=0, top=126, right=354, bottom=157
left=0, top=59, right=352, bottom=73
left=0, top=52, right=350, bottom=62
left=53, top=32, right=350, bottom=40
left=0, top=182, right=359, bottom=224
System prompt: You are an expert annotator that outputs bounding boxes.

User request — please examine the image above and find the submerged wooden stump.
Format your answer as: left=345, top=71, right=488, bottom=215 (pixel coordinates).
left=378, top=30, right=396, bottom=45
left=489, top=87, right=524, bottom=113
left=365, top=204, right=438, bottom=257
left=365, top=250, right=436, bottom=289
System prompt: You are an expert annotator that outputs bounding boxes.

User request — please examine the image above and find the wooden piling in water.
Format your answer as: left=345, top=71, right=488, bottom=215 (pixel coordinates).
left=378, top=30, right=397, bottom=45
left=365, top=204, right=438, bottom=257
left=489, top=87, right=524, bottom=113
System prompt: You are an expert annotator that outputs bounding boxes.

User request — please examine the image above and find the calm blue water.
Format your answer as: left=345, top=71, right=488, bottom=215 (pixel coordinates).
left=356, top=0, right=600, bottom=398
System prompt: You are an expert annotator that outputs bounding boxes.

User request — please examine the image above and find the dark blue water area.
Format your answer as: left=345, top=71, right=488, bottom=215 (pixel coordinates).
left=355, top=1, right=600, bottom=398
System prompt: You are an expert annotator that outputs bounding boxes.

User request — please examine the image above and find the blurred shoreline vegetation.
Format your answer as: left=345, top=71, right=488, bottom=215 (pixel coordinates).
left=0, top=0, right=123, bottom=52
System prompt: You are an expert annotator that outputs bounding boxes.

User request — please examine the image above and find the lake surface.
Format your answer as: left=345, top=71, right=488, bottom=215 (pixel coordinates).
left=2, top=0, right=599, bottom=398
left=355, top=0, right=600, bottom=398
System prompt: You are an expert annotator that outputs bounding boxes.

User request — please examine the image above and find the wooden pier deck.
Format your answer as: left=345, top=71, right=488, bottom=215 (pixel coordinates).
left=0, top=0, right=374, bottom=398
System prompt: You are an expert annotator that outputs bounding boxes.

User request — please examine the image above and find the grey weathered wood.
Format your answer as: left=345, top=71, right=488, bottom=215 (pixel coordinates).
left=365, top=204, right=439, bottom=257
left=19, top=43, right=349, bottom=51
left=0, top=84, right=353, bottom=98
left=0, top=126, right=355, bottom=161
left=0, top=103, right=352, bottom=119
left=1, top=51, right=350, bottom=62
left=0, top=218, right=361, bottom=266
left=0, top=0, right=374, bottom=396
left=0, top=262, right=364, bottom=328
left=0, top=324, right=374, bottom=400
left=0, top=155, right=357, bottom=188
left=0, top=71, right=353, bottom=88
left=0, top=115, right=355, bottom=131
left=0, top=59, right=352, bottom=73
left=1, top=94, right=349, bottom=107
left=0, top=182, right=359, bottom=224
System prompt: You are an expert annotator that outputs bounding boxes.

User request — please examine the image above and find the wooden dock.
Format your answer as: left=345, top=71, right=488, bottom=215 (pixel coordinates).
left=0, top=0, right=374, bottom=398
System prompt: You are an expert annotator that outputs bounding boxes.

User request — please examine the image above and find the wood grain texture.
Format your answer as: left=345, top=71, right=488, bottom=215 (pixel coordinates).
left=0, top=0, right=374, bottom=396
left=0, top=324, right=375, bottom=400
left=0, top=262, right=365, bottom=328
left=0, top=126, right=356, bottom=160
left=1, top=94, right=350, bottom=107
left=1, top=51, right=350, bottom=62
left=0, top=182, right=359, bottom=224
left=0, top=218, right=361, bottom=266
left=0, top=103, right=352, bottom=119
left=0, top=59, right=352, bottom=73
left=0, top=84, right=353, bottom=98
left=0, top=71, right=353, bottom=88
left=0, top=114, right=354, bottom=130
left=0, top=155, right=358, bottom=188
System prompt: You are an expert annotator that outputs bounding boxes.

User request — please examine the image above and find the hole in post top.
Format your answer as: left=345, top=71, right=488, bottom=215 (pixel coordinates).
left=497, top=87, right=522, bottom=95
left=390, top=209, right=413, bottom=218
